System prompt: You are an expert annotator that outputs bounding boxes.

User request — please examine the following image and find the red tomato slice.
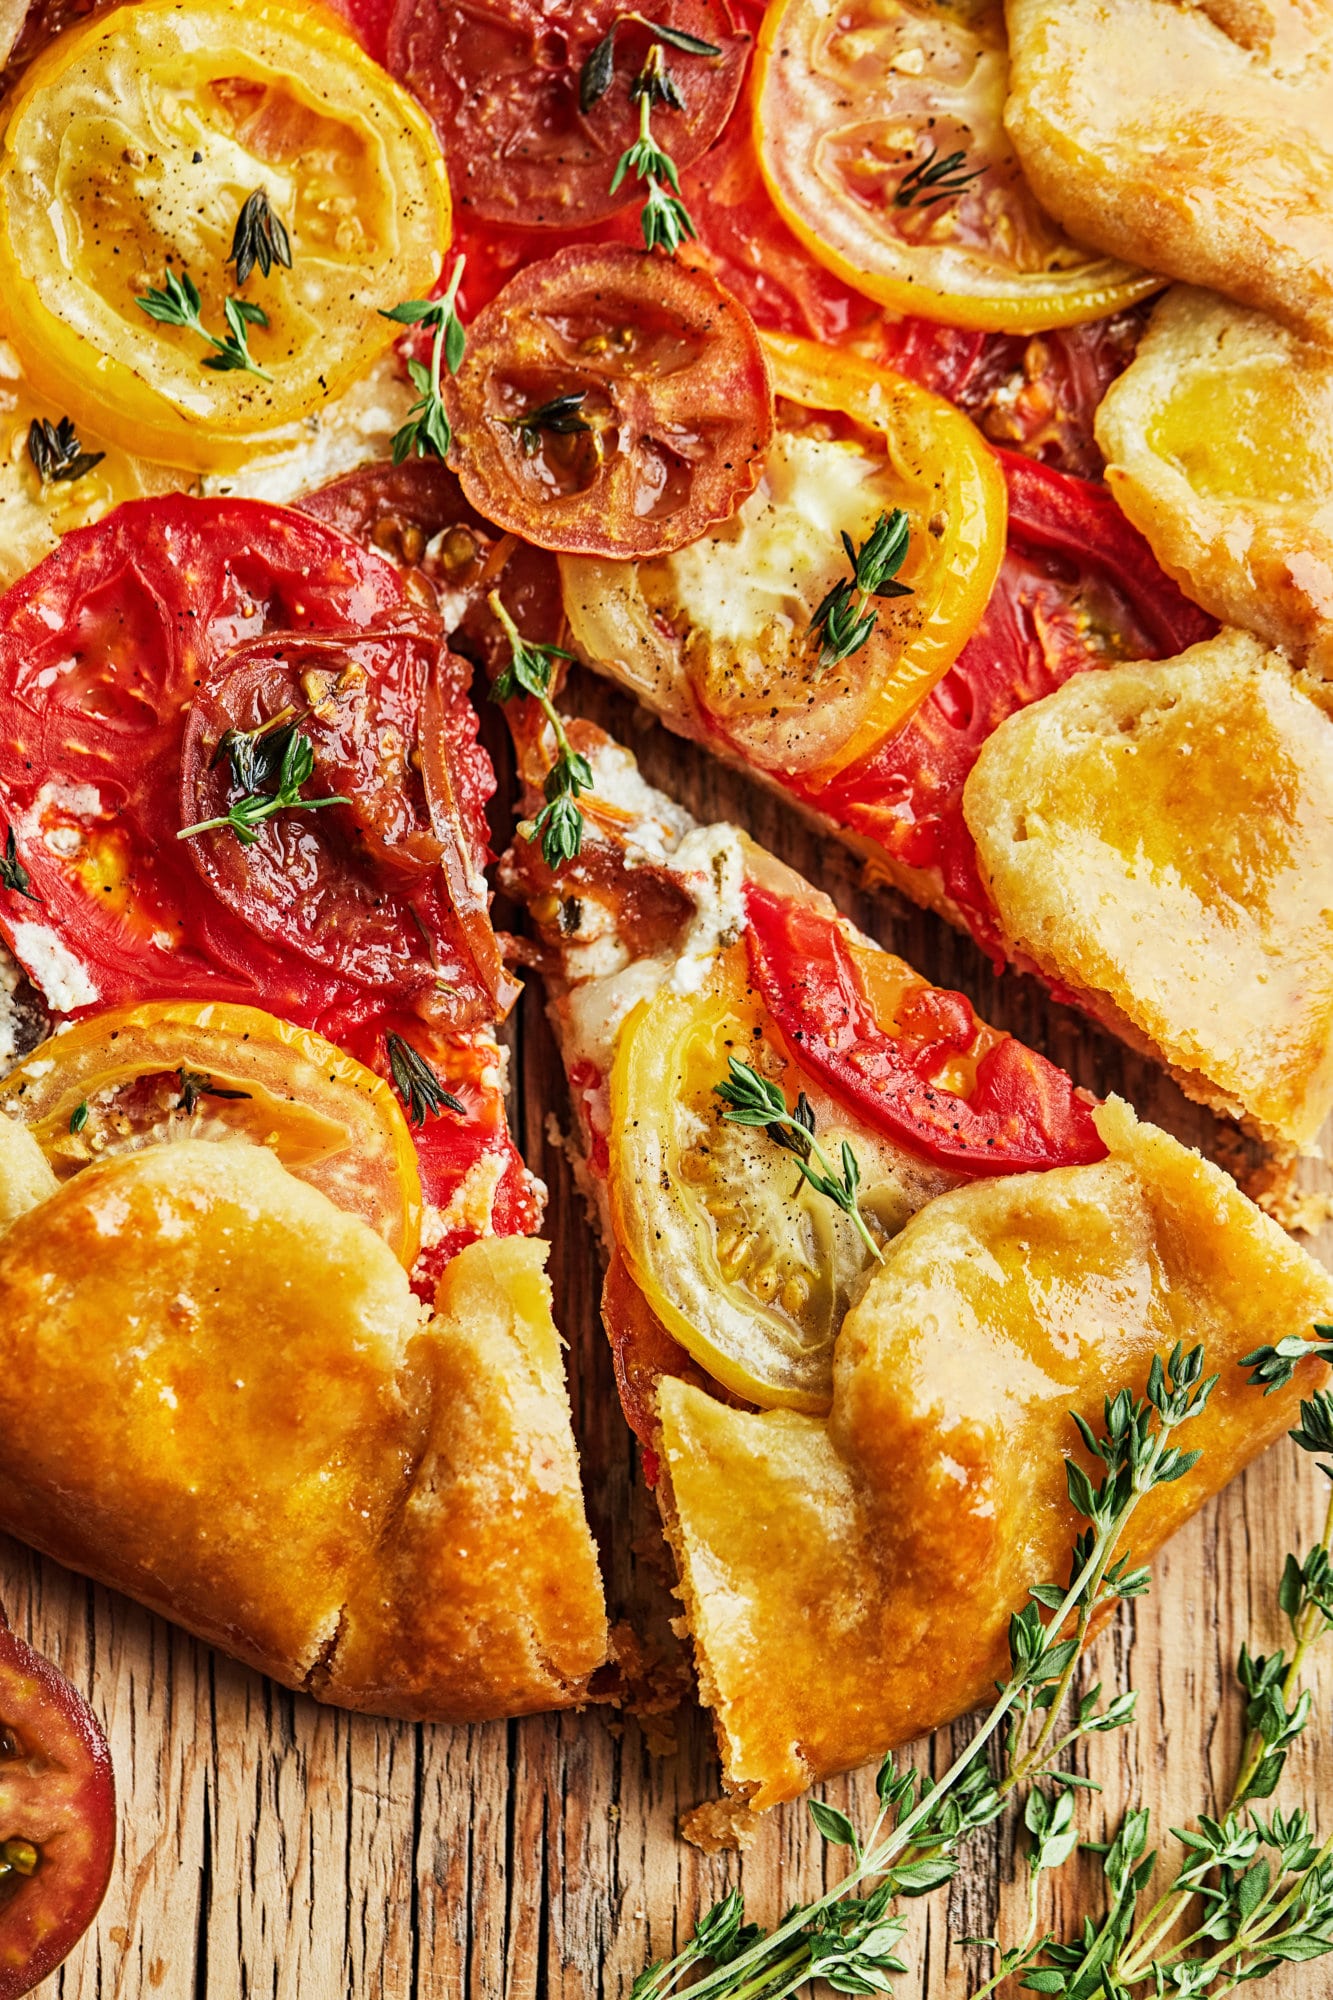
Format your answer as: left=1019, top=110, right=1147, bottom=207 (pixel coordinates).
left=0, top=496, right=505, bottom=1038
left=0, top=1614, right=115, bottom=2000
left=296, top=458, right=566, bottom=681
left=445, top=245, right=774, bottom=559
left=744, top=881, right=1106, bottom=1173
left=339, top=1014, right=540, bottom=1289
left=387, top=0, right=747, bottom=232
left=812, top=453, right=1218, bottom=961
left=178, top=628, right=515, bottom=1020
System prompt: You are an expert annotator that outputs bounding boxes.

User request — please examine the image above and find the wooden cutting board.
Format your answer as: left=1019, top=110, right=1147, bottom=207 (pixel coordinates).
left=7, top=665, right=1333, bottom=2000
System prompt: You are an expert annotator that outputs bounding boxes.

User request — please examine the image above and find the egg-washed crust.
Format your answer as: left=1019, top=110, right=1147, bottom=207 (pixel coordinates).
left=1095, top=287, right=1333, bottom=676
left=1003, top=0, right=1333, bottom=347
left=964, top=631, right=1333, bottom=1151
left=502, top=728, right=1333, bottom=1812
left=0, top=1128, right=609, bottom=1720
left=657, top=1098, right=1333, bottom=1808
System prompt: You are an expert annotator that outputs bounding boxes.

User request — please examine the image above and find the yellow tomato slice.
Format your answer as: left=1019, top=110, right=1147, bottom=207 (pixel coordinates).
left=561, top=331, right=1005, bottom=787
left=0, top=1000, right=423, bottom=1265
left=0, top=0, right=449, bottom=471
left=607, top=943, right=957, bottom=1411
left=752, top=0, right=1160, bottom=333
left=0, top=313, right=178, bottom=592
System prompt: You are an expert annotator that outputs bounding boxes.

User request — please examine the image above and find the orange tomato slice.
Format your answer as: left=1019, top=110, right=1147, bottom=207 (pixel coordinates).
left=0, top=1000, right=423, bottom=1264
left=752, top=0, right=1161, bottom=333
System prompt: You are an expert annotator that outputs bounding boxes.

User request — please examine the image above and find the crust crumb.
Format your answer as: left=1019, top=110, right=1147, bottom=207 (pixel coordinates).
left=593, top=1620, right=693, bottom=1756
left=1210, top=1139, right=1332, bottom=1232
left=680, top=1796, right=761, bottom=1854
left=1257, top=1186, right=1333, bottom=1236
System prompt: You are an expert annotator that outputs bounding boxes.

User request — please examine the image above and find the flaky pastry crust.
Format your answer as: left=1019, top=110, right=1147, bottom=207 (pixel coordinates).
left=0, top=1136, right=608, bottom=1719
left=657, top=1100, right=1333, bottom=1807
left=1096, top=287, right=1333, bottom=675
left=964, top=631, right=1333, bottom=1148
left=1004, top=0, right=1333, bottom=344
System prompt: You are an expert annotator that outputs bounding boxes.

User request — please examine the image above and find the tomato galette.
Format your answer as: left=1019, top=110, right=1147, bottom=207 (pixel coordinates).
left=501, top=726, right=1333, bottom=1819
left=2, top=0, right=1333, bottom=1927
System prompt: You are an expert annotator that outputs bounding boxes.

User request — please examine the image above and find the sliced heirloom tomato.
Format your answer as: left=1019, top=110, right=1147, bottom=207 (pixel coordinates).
left=742, top=880, right=1105, bottom=1173
left=0, top=1000, right=424, bottom=1263
left=0, top=495, right=507, bottom=1039
left=752, top=0, right=1160, bottom=333
left=814, top=452, right=1218, bottom=959
left=445, top=245, right=774, bottom=558
left=179, top=627, right=512, bottom=1021
left=387, top=0, right=747, bottom=231
left=561, top=330, right=1005, bottom=782
left=0, top=1613, right=115, bottom=2000
left=0, top=0, right=448, bottom=470
left=608, top=938, right=963, bottom=1409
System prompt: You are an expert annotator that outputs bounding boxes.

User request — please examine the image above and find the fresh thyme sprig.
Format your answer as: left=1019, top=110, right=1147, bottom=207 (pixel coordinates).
left=385, top=1032, right=464, bottom=1125
left=610, top=42, right=698, bottom=254
left=985, top=1372, right=1333, bottom=1997
left=506, top=391, right=592, bottom=456
left=177, top=725, right=348, bottom=846
left=486, top=590, right=591, bottom=871
left=0, top=827, right=39, bottom=903
left=1242, top=1322, right=1333, bottom=1394
left=809, top=509, right=913, bottom=672
left=227, top=188, right=292, bottom=288
left=380, top=256, right=467, bottom=466
left=893, top=142, right=984, bottom=211
left=630, top=1344, right=1217, bottom=2000
left=579, top=12, right=722, bottom=111
left=136, top=267, right=272, bottom=380
left=26, top=416, right=104, bottom=485
left=713, top=1056, right=885, bottom=1266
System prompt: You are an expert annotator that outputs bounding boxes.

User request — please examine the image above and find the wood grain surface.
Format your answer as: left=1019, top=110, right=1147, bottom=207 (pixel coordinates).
left=7, top=663, right=1333, bottom=2000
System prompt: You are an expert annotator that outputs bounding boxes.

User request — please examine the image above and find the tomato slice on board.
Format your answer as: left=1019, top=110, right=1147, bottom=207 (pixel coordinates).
left=387, top=0, right=747, bottom=232
left=744, top=881, right=1106, bottom=1173
left=445, top=245, right=774, bottom=558
left=0, top=495, right=506, bottom=1038
left=0, top=1614, right=115, bottom=2000
left=751, top=0, right=1159, bottom=334
left=811, top=452, right=1218, bottom=961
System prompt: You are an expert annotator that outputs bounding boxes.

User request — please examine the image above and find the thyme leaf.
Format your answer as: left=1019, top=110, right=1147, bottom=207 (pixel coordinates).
left=893, top=142, right=984, bottom=211
left=506, top=391, right=592, bottom=455
left=381, top=256, right=467, bottom=465
left=808, top=509, right=913, bottom=672
left=486, top=590, right=590, bottom=871
left=69, top=1101, right=89, bottom=1135
left=579, top=11, right=721, bottom=112
left=385, top=1032, right=464, bottom=1125
left=26, top=416, right=104, bottom=485
left=1242, top=1323, right=1333, bottom=1394
left=176, top=1069, right=252, bottom=1114
left=227, top=188, right=293, bottom=287
left=0, top=827, right=39, bottom=903
left=177, top=725, right=349, bottom=846
left=713, top=1056, right=884, bottom=1265
left=136, top=267, right=273, bottom=380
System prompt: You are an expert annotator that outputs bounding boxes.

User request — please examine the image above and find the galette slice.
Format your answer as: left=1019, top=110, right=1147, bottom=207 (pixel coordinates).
left=502, top=723, right=1333, bottom=1818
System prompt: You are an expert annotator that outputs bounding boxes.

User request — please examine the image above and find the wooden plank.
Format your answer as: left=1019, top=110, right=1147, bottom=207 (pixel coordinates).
left=6, top=661, right=1333, bottom=1998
